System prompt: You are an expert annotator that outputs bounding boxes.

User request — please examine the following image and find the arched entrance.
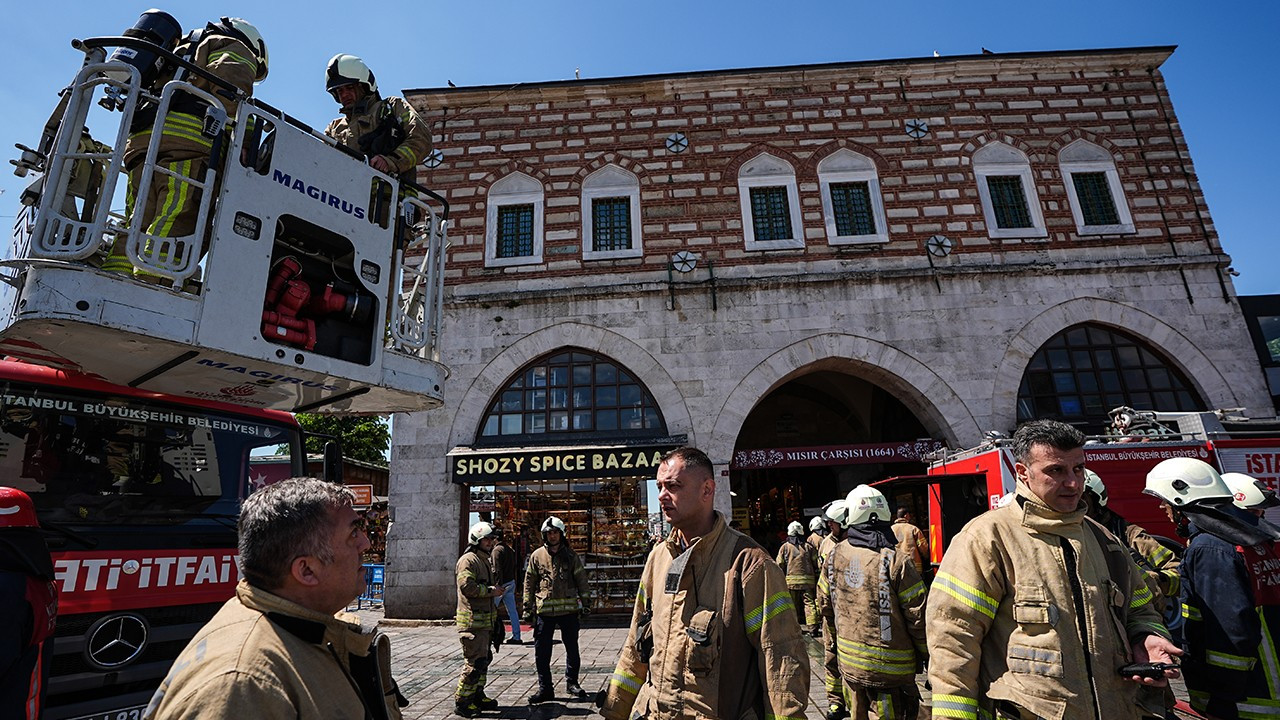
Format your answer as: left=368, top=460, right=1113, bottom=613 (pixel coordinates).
left=731, top=370, right=933, bottom=551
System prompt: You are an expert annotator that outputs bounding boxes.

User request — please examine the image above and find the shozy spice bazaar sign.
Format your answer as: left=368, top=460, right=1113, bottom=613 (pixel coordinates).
left=450, top=444, right=679, bottom=484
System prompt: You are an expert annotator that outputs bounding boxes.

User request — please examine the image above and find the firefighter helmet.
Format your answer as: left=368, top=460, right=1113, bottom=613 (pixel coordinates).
left=0, top=487, right=38, bottom=529
left=823, top=499, right=850, bottom=527
left=212, top=17, right=268, bottom=81
left=1222, top=472, right=1280, bottom=511
left=467, top=521, right=495, bottom=545
left=1083, top=469, right=1108, bottom=507
left=1144, top=457, right=1232, bottom=507
left=809, top=516, right=825, bottom=533
left=844, top=485, right=890, bottom=527
left=541, top=516, right=566, bottom=535
left=787, top=521, right=804, bottom=537
left=326, top=54, right=378, bottom=99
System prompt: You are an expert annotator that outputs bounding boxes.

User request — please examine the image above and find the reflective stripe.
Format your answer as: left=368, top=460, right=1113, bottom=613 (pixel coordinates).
left=933, top=572, right=999, bottom=619
left=877, top=691, right=894, bottom=720
left=208, top=49, right=257, bottom=72
left=836, top=637, right=915, bottom=675
left=635, top=583, right=647, bottom=608
left=609, top=669, right=641, bottom=695
left=1206, top=649, right=1257, bottom=671
left=150, top=159, right=194, bottom=237
left=745, top=591, right=794, bottom=634
left=786, top=573, right=816, bottom=585
left=1148, top=545, right=1174, bottom=566
left=1163, top=571, right=1181, bottom=597
left=1191, top=691, right=1280, bottom=720
left=1181, top=602, right=1202, bottom=621
left=395, top=145, right=418, bottom=164
left=765, top=715, right=806, bottom=720
left=933, top=693, right=980, bottom=720
left=1129, top=584, right=1154, bottom=610
left=1260, top=606, right=1280, bottom=700
left=897, top=580, right=925, bottom=604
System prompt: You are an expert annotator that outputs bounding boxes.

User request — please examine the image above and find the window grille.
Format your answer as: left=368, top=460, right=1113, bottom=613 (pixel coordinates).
left=592, top=197, right=632, bottom=252
left=986, top=176, right=1033, bottom=229
left=496, top=204, right=534, bottom=258
left=830, top=182, right=876, bottom=236
left=749, top=186, right=793, bottom=241
left=1071, top=172, right=1120, bottom=226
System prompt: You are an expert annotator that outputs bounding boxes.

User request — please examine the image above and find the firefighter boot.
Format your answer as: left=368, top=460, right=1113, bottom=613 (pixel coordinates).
left=454, top=696, right=481, bottom=718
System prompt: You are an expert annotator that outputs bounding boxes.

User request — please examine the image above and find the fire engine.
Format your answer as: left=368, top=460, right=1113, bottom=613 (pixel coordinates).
left=875, top=408, right=1280, bottom=570
left=4, top=11, right=451, bottom=718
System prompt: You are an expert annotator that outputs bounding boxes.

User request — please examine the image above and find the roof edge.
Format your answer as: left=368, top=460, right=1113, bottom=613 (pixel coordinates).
left=405, top=45, right=1177, bottom=97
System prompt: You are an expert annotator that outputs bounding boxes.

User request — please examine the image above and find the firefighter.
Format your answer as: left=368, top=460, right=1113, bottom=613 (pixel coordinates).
left=1144, top=458, right=1280, bottom=720
left=325, top=54, right=432, bottom=182
left=775, top=520, right=818, bottom=634
left=454, top=521, right=504, bottom=718
left=1083, top=469, right=1181, bottom=614
left=1222, top=471, right=1280, bottom=518
left=599, top=447, right=809, bottom=720
left=817, top=499, right=851, bottom=720
left=927, top=420, right=1180, bottom=720
left=522, top=515, right=591, bottom=704
left=807, top=514, right=828, bottom=556
left=0, top=487, right=56, bottom=720
left=828, top=485, right=926, bottom=720
left=104, top=16, right=268, bottom=282
left=890, top=506, right=929, bottom=577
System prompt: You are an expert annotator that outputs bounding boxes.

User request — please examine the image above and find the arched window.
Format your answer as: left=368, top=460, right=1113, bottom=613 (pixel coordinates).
left=485, top=172, right=544, bottom=267
left=477, top=349, right=667, bottom=444
left=818, top=149, right=889, bottom=245
left=1058, top=139, right=1134, bottom=235
left=581, top=165, right=642, bottom=260
left=737, top=153, right=803, bottom=251
left=1016, top=324, right=1203, bottom=433
left=973, top=142, right=1046, bottom=239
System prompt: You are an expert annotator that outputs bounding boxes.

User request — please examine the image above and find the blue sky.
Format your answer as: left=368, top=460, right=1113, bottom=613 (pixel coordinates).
left=3, top=1, right=1276, bottom=295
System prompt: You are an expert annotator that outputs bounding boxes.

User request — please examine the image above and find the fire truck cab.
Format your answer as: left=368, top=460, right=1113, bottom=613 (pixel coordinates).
left=874, top=409, right=1280, bottom=571
left=5, top=24, right=448, bottom=414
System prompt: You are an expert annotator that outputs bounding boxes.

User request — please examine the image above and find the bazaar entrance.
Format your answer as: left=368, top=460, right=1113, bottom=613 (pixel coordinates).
left=730, top=370, right=937, bottom=552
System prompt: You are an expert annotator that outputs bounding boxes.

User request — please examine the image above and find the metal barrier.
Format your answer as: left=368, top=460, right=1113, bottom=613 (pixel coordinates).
left=356, top=563, right=384, bottom=609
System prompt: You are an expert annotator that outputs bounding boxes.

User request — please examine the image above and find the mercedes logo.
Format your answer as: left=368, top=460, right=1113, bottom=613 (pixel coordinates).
left=84, top=613, right=149, bottom=670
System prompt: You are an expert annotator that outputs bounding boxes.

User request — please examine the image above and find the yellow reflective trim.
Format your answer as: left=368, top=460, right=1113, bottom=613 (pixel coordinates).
left=1206, top=649, right=1257, bottom=671
left=932, top=694, right=979, bottom=719
left=609, top=669, right=641, bottom=695
left=934, top=572, right=998, bottom=619
left=898, top=580, right=925, bottom=603
left=1129, top=585, right=1154, bottom=609
left=208, top=49, right=257, bottom=71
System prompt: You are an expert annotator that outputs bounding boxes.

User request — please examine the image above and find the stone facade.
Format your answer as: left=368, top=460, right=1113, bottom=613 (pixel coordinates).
left=384, top=47, right=1271, bottom=618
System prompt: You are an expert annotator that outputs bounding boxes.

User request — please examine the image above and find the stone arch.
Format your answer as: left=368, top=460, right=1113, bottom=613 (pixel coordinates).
left=475, top=160, right=551, bottom=198
left=805, top=139, right=890, bottom=175
left=1047, top=130, right=1123, bottom=162
left=570, top=153, right=648, bottom=190
left=706, top=333, right=981, bottom=464
left=990, top=297, right=1239, bottom=432
left=960, top=132, right=1043, bottom=166
left=723, top=143, right=805, bottom=179
left=447, top=322, right=692, bottom=448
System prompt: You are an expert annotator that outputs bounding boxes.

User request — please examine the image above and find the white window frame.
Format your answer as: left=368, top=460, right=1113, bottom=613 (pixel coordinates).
left=973, top=143, right=1047, bottom=240
left=581, top=165, right=643, bottom=261
left=1059, top=140, right=1135, bottom=235
left=818, top=149, right=889, bottom=246
left=738, top=153, right=803, bottom=251
left=485, top=172, right=544, bottom=268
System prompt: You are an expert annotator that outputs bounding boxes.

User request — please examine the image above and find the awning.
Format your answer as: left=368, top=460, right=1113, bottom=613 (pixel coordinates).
left=447, top=438, right=685, bottom=485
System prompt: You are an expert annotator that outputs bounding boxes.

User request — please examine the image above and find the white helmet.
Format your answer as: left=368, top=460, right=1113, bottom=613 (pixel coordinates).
left=214, top=17, right=268, bottom=81
left=1143, top=458, right=1232, bottom=507
left=541, top=516, right=567, bottom=535
left=468, top=521, right=495, bottom=545
left=1083, top=469, right=1108, bottom=506
left=844, top=485, right=890, bottom=527
left=1222, top=472, right=1280, bottom=511
left=823, top=499, right=850, bottom=527
left=326, top=53, right=378, bottom=98
left=787, top=521, right=804, bottom=537
left=809, top=516, right=825, bottom=533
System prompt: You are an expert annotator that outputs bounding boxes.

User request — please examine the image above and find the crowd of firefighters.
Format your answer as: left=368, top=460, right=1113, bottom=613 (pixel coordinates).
left=445, top=426, right=1279, bottom=720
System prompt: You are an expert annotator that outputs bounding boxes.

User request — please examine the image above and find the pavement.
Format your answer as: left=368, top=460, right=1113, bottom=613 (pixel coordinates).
left=351, top=604, right=1198, bottom=719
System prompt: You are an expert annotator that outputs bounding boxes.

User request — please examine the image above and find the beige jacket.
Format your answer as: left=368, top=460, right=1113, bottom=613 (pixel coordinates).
left=326, top=95, right=432, bottom=178
left=456, top=546, right=497, bottom=630
left=143, top=582, right=400, bottom=720
left=601, top=513, right=809, bottom=720
left=775, top=537, right=818, bottom=588
left=523, top=543, right=591, bottom=617
left=891, top=518, right=930, bottom=571
left=926, top=486, right=1170, bottom=720
left=827, top=527, right=927, bottom=689
left=816, top=533, right=839, bottom=617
